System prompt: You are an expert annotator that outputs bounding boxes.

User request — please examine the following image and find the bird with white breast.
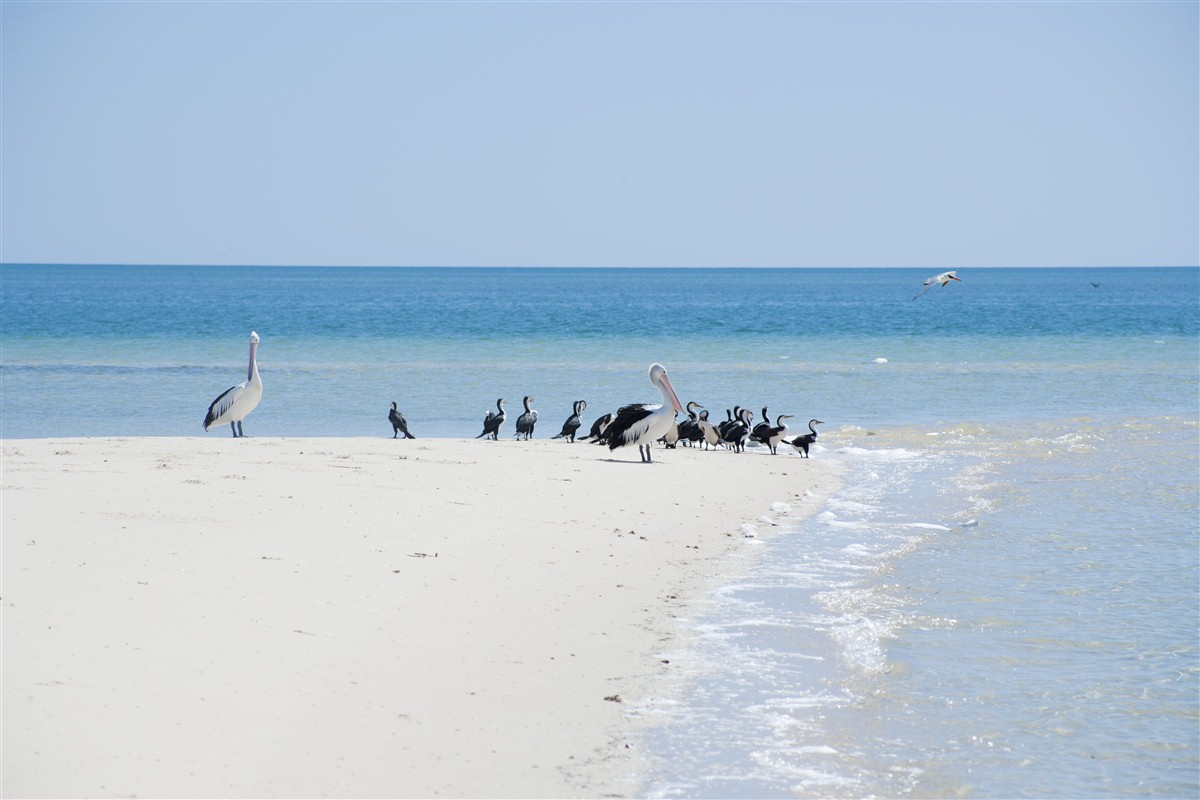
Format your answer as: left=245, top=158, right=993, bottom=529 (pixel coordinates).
left=203, top=331, right=262, bottom=438
left=605, top=363, right=685, bottom=463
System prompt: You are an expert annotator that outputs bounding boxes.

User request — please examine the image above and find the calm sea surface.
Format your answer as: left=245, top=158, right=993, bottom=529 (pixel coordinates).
left=3, top=265, right=1197, bottom=796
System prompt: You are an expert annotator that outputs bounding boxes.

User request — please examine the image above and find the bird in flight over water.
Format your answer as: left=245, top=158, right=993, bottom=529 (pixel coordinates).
left=913, top=271, right=962, bottom=300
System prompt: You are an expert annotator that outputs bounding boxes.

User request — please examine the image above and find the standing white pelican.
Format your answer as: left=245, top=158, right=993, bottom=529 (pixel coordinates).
left=605, top=363, right=685, bottom=463
left=203, top=331, right=262, bottom=437
left=913, top=270, right=962, bottom=300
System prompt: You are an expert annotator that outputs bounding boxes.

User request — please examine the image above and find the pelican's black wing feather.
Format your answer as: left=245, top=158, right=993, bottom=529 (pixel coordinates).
left=204, top=385, right=237, bottom=430
left=605, top=404, right=655, bottom=450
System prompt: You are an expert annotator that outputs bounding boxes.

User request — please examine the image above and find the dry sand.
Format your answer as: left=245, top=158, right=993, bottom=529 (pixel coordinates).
left=2, top=436, right=840, bottom=798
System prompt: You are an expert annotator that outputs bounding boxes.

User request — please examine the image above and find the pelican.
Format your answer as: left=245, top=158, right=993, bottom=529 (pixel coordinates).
left=605, top=363, right=684, bottom=463
left=388, top=402, right=415, bottom=439
left=514, top=395, right=538, bottom=440
left=765, top=414, right=793, bottom=455
left=552, top=400, right=587, bottom=443
left=913, top=270, right=961, bottom=300
left=476, top=398, right=506, bottom=440
left=203, top=331, right=262, bottom=437
left=787, top=418, right=824, bottom=457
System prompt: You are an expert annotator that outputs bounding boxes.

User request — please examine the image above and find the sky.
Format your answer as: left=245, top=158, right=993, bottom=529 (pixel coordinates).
left=2, top=1, right=1197, bottom=268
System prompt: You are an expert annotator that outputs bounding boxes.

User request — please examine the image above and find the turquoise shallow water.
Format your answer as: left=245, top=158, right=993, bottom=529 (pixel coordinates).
left=1, top=265, right=1195, bottom=438
left=2, top=265, right=1197, bottom=795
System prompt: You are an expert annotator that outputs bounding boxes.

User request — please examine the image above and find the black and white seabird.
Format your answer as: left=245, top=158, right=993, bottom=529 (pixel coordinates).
left=913, top=271, right=961, bottom=300
left=514, top=395, right=538, bottom=439
left=677, top=401, right=704, bottom=446
left=722, top=407, right=755, bottom=453
left=476, top=398, right=506, bottom=440
left=552, top=400, right=587, bottom=443
left=765, top=414, right=792, bottom=455
left=787, top=418, right=824, bottom=457
left=203, top=331, right=262, bottom=438
left=750, top=406, right=772, bottom=444
left=697, top=409, right=723, bottom=450
left=580, top=412, right=614, bottom=443
left=605, top=363, right=685, bottom=463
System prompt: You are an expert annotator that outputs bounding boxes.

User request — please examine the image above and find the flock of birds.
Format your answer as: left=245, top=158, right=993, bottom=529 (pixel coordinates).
left=202, top=343, right=822, bottom=462
left=203, top=271, right=963, bottom=447
left=464, top=390, right=823, bottom=460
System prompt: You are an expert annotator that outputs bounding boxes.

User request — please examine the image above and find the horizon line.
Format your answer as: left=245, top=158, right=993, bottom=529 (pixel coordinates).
left=3, top=262, right=1197, bottom=270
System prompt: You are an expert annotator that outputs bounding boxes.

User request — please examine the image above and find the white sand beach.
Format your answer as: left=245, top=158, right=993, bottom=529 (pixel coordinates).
left=2, top=437, right=839, bottom=798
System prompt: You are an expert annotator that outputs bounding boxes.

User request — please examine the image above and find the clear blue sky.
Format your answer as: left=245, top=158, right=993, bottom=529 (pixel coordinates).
left=3, top=1, right=1196, bottom=268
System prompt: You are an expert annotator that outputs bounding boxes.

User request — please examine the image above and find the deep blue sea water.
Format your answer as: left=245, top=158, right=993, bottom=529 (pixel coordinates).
left=3, top=265, right=1197, bottom=796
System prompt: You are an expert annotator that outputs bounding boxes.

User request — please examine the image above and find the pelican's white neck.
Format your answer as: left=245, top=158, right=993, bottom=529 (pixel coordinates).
left=248, top=336, right=260, bottom=383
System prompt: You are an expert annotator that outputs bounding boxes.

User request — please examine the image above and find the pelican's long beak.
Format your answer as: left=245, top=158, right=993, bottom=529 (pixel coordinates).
left=661, top=372, right=684, bottom=413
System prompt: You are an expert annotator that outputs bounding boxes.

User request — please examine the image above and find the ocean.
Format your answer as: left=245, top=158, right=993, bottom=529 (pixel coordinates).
left=2, top=264, right=1197, bottom=796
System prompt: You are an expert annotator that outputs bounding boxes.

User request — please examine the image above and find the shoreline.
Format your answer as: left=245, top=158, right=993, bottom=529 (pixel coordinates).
left=2, top=436, right=841, bottom=798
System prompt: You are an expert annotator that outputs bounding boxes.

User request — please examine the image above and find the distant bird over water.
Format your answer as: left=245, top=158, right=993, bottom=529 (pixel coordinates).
left=203, top=331, right=262, bottom=438
left=388, top=402, right=415, bottom=439
left=476, top=398, right=506, bottom=440
left=913, top=271, right=962, bottom=300
left=605, top=363, right=685, bottom=463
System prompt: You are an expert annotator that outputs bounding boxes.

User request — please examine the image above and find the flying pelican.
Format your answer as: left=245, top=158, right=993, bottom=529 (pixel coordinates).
left=476, top=398, right=506, bottom=440
left=605, top=363, right=685, bottom=463
left=203, top=331, right=262, bottom=438
left=514, top=395, right=538, bottom=440
left=388, top=402, right=415, bottom=439
left=787, top=418, right=824, bottom=457
left=913, top=270, right=961, bottom=300
left=552, top=400, right=587, bottom=442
